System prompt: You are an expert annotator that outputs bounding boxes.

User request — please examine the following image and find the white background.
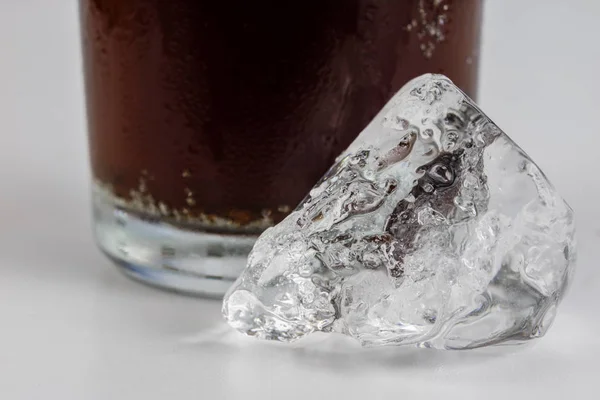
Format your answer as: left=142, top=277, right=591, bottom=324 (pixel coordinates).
left=1, top=1, right=600, bottom=399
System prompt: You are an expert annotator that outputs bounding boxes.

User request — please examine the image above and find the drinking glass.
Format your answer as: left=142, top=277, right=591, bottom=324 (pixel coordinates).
left=80, top=0, right=482, bottom=296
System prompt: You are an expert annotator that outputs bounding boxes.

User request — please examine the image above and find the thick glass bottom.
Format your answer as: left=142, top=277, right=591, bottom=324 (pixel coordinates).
left=92, top=186, right=256, bottom=297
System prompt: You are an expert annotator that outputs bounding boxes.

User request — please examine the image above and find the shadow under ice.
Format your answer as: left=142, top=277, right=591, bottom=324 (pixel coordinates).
left=184, top=322, right=526, bottom=371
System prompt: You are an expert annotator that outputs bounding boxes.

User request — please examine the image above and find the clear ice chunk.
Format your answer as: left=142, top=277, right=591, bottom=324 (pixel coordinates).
left=222, top=74, right=576, bottom=349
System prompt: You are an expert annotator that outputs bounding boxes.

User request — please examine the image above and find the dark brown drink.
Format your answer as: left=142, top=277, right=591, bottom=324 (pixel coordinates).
left=81, top=0, right=483, bottom=295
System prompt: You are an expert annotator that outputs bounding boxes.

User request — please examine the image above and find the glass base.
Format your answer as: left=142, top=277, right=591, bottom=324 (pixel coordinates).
left=92, top=189, right=256, bottom=298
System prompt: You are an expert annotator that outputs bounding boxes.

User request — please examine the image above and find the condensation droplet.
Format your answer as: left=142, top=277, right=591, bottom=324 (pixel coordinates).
left=395, top=116, right=410, bottom=130
left=422, top=128, right=434, bottom=139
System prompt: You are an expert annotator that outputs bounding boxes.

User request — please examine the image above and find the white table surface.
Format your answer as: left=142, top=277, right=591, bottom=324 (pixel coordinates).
left=2, top=1, right=600, bottom=399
